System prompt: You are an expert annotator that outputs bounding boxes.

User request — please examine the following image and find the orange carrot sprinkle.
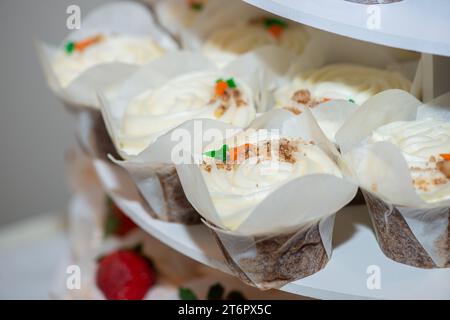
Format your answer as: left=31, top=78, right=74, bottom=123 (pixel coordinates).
left=229, top=144, right=254, bottom=161
left=215, top=81, right=228, bottom=96
left=75, top=35, right=104, bottom=52
left=268, top=25, right=283, bottom=38
left=322, top=98, right=331, bottom=103
left=440, top=154, right=450, bottom=161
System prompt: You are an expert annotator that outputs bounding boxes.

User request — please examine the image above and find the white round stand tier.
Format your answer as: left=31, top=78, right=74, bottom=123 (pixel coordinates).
left=243, top=0, right=450, bottom=57
left=111, top=191, right=450, bottom=300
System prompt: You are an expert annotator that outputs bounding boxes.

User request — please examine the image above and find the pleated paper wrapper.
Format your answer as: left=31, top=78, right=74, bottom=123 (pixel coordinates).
left=100, top=49, right=293, bottom=224
left=36, top=1, right=177, bottom=112
left=336, top=90, right=450, bottom=268
left=116, top=109, right=357, bottom=289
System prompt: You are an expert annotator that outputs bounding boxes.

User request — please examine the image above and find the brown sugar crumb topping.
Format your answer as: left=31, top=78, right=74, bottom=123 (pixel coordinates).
left=413, top=179, right=429, bottom=192
left=279, top=138, right=299, bottom=164
left=289, top=89, right=331, bottom=109
left=410, top=157, right=450, bottom=191
left=211, top=88, right=247, bottom=119
left=201, top=138, right=314, bottom=172
left=291, top=89, right=311, bottom=105
left=433, top=178, right=448, bottom=186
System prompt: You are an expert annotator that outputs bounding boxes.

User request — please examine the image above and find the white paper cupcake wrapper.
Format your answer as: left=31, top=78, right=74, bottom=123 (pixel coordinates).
left=337, top=90, right=450, bottom=268
left=36, top=1, right=178, bottom=111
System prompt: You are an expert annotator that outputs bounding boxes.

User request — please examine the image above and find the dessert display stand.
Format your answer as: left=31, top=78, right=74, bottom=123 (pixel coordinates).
left=83, top=0, right=450, bottom=300
left=112, top=191, right=450, bottom=299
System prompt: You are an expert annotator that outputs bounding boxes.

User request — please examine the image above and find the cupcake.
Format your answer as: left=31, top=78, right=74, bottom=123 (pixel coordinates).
left=201, top=17, right=309, bottom=67
left=37, top=2, right=177, bottom=110
left=274, top=63, right=412, bottom=142
left=120, top=71, right=256, bottom=156
left=368, top=120, right=450, bottom=204
left=103, top=52, right=260, bottom=224
left=119, top=109, right=357, bottom=288
left=337, top=90, right=450, bottom=268
left=201, top=130, right=344, bottom=288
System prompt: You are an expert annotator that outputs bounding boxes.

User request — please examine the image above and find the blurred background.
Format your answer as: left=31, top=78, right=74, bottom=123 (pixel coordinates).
left=0, top=0, right=111, bottom=226
left=0, top=0, right=111, bottom=299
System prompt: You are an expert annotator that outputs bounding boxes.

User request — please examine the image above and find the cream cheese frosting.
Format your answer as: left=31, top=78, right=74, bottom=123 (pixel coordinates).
left=200, top=130, right=342, bottom=229
left=274, top=63, right=412, bottom=141
left=202, top=17, right=309, bottom=67
left=368, top=119, right=450, bottom=203
left=121, top=71, right=256, bottom=155
left=52, top=34, right=165, bottom=87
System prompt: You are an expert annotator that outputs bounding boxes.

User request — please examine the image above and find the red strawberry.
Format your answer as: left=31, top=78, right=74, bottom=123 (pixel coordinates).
left=105, top=201, right=137, bottom=237
left=96, top=250, right=156, bottom=300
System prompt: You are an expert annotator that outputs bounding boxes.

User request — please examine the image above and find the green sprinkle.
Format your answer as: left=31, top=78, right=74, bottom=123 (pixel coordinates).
left=191, top=3, right=203, bottom=11
left=179, top=288, right=198, bottom=300
left=348, top=98, right=355, bottom=103
left=65, top=41, right=75, bottom=54
left=203, top=145, right=229, bottom=162
left=264, top=18, right=287, bottom=28
left=226, top=78, right=237, bottom=89
left=203, top=150, right=216, bottom=158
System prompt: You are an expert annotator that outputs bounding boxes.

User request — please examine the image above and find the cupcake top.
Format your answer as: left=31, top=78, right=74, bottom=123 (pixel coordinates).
left=275, top=63, right=412, bottom=109
left=202, top=17, right=309, bottom=67
left=368, top=119, right=450, bottom=203
left=274, top=63, right=412, bottom=141
left=120, top=71, right=256, bottom=155
left=53, top=34, right=165, bottom=87
left=200, top=130, right=342, bottom=229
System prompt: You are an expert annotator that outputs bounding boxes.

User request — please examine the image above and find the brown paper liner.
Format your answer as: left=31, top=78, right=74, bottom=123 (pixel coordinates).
left=363, top=191, right=450, bottom=268
left=156, top=165, right=201, bottom=225
left=209, top=220, right=331, bottom=290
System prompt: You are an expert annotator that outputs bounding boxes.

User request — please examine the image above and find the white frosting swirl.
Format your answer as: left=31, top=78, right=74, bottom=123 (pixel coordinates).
left=121, top=71, right=256, bottom=155
left=52, top=35, right=164, bottom=87
left=276, top=63, right=412, bottom=107
left=369, top=120, right=450, bottom=203
left=202, top=19, right=309, bottom=67
left=201, top=130, right=342, bottom=229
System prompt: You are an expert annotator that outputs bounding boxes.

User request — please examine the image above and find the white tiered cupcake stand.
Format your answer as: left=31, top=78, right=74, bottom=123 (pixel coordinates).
left=98, top=0, right=450, bottom=300
left=243, top=0, right=450, bottom=101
